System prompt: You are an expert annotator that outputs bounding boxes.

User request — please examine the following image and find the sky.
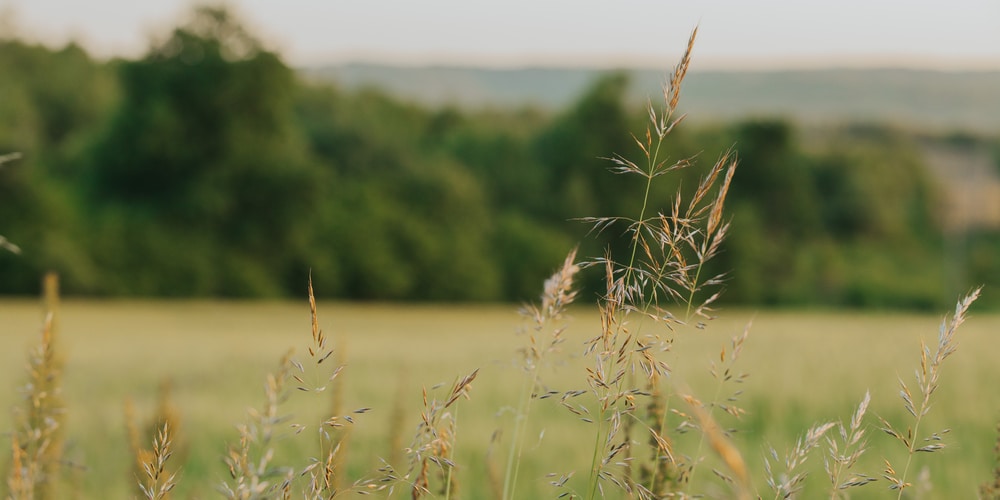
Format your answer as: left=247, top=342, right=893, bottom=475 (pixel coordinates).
left=1, top=0, right=999, bottom=70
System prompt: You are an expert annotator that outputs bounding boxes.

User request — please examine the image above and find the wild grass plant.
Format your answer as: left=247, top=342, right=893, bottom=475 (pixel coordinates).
left=500, top=248, right=580, bottom=500
left=2, top=298, right=994, bottom=498
left=125, top=380, right=183, bottom=500
left=218, top=277, right=384, bottom=499
left=135, top=422, right=178, bottom=500
left=823, top=391, right=876, bottom=497
left=879, top=288, right=982, bottom=498
left=2, top=30, right=995, bottom=500
left=6, top=273, right=65, bottom=499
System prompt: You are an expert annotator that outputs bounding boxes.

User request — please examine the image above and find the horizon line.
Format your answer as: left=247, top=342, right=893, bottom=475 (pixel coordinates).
left=8, top=35, right=999, bottom=73
left=290, top=50, right=1000, bottom=73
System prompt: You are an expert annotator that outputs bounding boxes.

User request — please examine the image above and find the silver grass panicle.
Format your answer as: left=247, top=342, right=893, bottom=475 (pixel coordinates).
left=825, top=391, right=876, bottom=498
left=505, top=249, right=580, bottom=500
left=765, top=422, right=836, bottom=499
left=880, top=287, right=981, bottom=498
left=220, top=353, right=295, bottom=500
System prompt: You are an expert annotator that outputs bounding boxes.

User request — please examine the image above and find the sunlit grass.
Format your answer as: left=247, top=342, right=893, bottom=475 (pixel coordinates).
left=3, top=300, right=998, bottom=498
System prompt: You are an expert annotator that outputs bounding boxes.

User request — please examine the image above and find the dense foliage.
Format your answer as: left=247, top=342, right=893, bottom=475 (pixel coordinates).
left=1, top=7, right=997, bottom=307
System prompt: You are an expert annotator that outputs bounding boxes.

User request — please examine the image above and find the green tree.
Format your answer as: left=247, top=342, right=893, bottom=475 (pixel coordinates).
left=0, top=39, right=113, bottom=294
left=534, top=71, right=637, bottom=221
left=84, top=6, right=322, bottom=295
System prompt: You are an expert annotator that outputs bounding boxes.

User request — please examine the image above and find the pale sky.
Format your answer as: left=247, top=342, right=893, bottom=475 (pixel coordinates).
left=2, top=0, right=999, bottom=70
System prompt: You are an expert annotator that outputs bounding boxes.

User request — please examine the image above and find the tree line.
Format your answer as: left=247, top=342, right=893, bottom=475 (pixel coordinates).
left=1, top=7, right=996, bottom=308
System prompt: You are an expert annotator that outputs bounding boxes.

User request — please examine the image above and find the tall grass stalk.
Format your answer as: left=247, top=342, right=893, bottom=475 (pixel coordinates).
left=824, top=391, right=876, bottom=498
left=294, top=275, right=351, bottom=498
left=573, top=26, right=744, bottom=499
left=220, top=353, right=295, bottom=499
left=126, top=380, right=183, bottom=499
left=136, top=422, right=178, bottom=500
left=880, top=287, right=981, bottom=498
left=764, top=421, right=835, bottom=499
left=6, top=273, right=65, bottom=500
left=407, top=369, right=478, bottom=499
left=501, top=249, right=579, bottom=500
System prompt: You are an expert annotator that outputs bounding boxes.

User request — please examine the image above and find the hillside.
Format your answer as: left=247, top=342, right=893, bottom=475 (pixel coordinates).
left=302, top=65, right=1000, bottom=132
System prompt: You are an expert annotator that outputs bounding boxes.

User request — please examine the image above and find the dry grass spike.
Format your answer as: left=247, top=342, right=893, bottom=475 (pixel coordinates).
left=879, top=286, right=981, bottom=499
left=6, top=272, right=65, bottom=500
left=137, top=422, right=178, bottom=500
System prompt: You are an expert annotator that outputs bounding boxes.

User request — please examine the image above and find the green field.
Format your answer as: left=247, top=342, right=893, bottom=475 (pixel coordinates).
left=2, top=299, right=998, bottom=498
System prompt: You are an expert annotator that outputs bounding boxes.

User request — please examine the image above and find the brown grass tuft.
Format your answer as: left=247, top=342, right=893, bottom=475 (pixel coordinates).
left=408, top=369, right=479, bottom=499
left=136, top=422, right=178, bottom=500
left=126, top=381, right=183, bottom=500
left=6, top=272, right=65, bottom=500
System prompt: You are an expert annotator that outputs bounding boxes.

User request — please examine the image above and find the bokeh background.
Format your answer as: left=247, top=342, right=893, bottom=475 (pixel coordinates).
left=1, top=0, right=999, bottom=308
left=4, top=4, right=1000, bottom=499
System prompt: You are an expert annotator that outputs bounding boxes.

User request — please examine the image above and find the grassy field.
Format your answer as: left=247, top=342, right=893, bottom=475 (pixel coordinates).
left=7, top=26, right=998, bottom=500
left=2, top=298, right=999, bottom=499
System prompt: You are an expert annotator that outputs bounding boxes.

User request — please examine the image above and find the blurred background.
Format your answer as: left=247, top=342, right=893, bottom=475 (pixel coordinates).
left=1, top=0, right=998, bottom=308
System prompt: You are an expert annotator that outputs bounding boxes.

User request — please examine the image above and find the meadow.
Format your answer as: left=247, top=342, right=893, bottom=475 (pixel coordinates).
left=3, top=297, right=999, bottom=498
left=5, top=23, right=1000, bottom=500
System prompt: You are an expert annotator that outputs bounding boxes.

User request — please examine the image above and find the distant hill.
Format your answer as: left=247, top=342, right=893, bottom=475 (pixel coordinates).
left=302, top=64, right=1000, bottom=132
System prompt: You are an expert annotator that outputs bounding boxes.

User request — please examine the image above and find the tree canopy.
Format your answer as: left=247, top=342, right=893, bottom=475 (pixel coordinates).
left=0, top=6, right=995, bottom=308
